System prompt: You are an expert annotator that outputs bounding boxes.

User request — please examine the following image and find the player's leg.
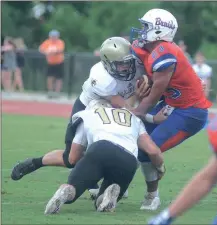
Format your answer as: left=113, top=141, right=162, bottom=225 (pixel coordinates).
left=45, top=141, right=105, bottom=214
left=139, top=107, right=208, bottom=210
left=65, top=97, right=100, bottom=191
left=54, top=63, right=64, bottom=95
left=11, top=141, right=85, bottom=181
left=11, top=96, right=87, bottom=181
left=95, top=142, right=138, bottom=212
left=213, top=215, right=217, bottom=225
left=148, top=155, right=217, bottom=225
left=47, top=64, right=55, bottom=98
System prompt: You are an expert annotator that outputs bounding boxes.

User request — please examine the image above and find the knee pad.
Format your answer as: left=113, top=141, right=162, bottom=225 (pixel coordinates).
left=138, top=149, right=151, bottom=163
left=140, top=162, right=158, bottom=182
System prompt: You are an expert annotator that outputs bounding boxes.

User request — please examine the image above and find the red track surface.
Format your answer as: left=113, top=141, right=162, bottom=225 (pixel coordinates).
left=2, top=100, right=73, bottom=118
left=2, top=99, right=216, bottom=119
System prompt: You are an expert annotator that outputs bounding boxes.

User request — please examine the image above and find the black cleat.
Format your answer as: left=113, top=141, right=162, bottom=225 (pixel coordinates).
left=11, top=158, right=37, bottom=181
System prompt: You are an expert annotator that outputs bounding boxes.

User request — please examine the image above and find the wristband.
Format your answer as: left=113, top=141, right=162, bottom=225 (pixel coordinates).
left=162, top=208, right=174, bottom=224
left=145, top=114, right=154, bottom=123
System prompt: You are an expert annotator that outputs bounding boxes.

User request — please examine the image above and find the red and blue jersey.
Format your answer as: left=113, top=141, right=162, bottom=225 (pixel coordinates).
left=207, top=115, right=217, bottom=155
left=132, top=40, right=212, bottom=109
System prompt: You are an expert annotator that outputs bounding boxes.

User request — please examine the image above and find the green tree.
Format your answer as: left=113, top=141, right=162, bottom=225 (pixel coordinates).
left=82, top=2, right=160, bottom=50
left=160, top=1, right=217, bottom=55
left=41, top=3, right=88, bottom=51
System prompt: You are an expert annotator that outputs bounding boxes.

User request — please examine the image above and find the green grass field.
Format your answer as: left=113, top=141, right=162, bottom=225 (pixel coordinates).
left=2, top=114, right=216, bottom=224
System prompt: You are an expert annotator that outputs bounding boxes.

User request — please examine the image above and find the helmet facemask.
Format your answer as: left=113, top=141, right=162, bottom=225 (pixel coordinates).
left=103, top=54, right=136, bottom=81
left=131, top=20, right=154, bottom=47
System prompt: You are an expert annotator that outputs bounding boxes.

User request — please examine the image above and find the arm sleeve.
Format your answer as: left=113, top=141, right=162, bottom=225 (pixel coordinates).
left=139, top=120, right=147, bottom=135
left=73, top=122, right=88, bottom=147
left=151, top=53, right=177, bottom=73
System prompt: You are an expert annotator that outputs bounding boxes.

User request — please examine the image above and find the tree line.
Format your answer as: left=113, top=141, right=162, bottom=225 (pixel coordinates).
left=2, top=1, right=217, bottom=58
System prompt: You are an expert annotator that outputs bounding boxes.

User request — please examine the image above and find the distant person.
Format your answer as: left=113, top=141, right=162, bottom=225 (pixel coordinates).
left=1, top=36, right=4, bottom=69
left=13, top=38, right=26, bottom=92
left=1, top=37, right=17, bottom=92
left=39, top=30, right=65, bottom=98
left=93, top=47, right=100, bottom=57
left=193, top=52, right=213, bottom=98
left=178, top=40, right=193, bottom=64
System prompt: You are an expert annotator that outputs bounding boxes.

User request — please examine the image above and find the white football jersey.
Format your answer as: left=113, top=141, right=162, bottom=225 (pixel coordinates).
left=72, top=107, right=147, bottom=158
left=192, top=63, right=212, bottom=80
left=79, top=61, right=144, bottom=106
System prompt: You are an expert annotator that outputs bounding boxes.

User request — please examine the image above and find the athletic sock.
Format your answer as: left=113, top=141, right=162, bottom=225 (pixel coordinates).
left=148, top=189, right=159, bottom=198
left=32, top=157, right=44, bottom=169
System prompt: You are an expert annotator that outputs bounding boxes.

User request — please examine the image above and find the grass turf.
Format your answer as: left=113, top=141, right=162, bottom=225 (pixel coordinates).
left=2, top=114, right=216, bottom=224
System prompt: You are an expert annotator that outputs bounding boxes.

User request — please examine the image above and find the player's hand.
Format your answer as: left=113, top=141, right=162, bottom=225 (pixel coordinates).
left=153, top=108, right=168, bottom=124
left=156, top=163, right=166, bottom=180
left=135, top=79, right=151, bottom=100
left=148, top=209, right=173, bottom=225
left=45, top=48, right=58, bottom=55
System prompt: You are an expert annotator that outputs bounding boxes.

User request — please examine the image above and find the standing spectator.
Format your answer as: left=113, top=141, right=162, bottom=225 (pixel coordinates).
left=13, top=38, right=26, bottom=92
left=39, top=30, right=65, bottom=98
left=1, top=36, right=4, bottom=70
left=178, top=40, right=193, bottom=64
left=192, top=51, right=213, bottom=98
left=93, top=47, right=100, bottom=57
left=1, top=37, right=17, bottom=92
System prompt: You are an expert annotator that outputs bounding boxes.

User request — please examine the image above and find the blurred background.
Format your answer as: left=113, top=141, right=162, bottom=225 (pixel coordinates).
left=1, top=1, right=217, bottom=101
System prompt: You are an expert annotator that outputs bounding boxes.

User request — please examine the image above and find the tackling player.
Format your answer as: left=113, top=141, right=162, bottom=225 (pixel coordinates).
left=44, top=99, right=165, bottom=214
left=130, top=8, right=212, bottom=210
left=11, top=37, right=164, bottom=198
left=148, top=115, right=217, bottom=225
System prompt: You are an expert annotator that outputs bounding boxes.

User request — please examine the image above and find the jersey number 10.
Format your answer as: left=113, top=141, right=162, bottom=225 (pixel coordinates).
left=95, top=108, right=132, bottom=127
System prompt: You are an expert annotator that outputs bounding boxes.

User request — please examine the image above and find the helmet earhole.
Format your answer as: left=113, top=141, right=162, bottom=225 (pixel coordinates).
left=155, top=31, right=162, bottom=34
left=114, top=44, right=117, bottom=48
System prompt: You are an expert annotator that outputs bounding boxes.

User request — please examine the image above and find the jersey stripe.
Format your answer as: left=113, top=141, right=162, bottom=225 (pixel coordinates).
left=152, top=53, right=177, bottom=72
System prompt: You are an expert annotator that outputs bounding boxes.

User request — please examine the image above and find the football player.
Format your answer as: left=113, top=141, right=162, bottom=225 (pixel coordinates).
left=44, top=99, right=165, bottom=214
left=148, top=115, right=217, bottom=225
left=11, top=37, right=164, bottom=197
left=130, top=8, right=212, bottom=210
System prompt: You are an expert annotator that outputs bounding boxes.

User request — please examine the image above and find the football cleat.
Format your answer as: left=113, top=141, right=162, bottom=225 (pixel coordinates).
left=11, top=158, right=37, bottom=180
left=89, top=188, right=99, bottom=200
left=45, top=184, right=75, bottom=215
left=97, top=184, right=120, bottom=212
left=140, top=193, right=161, bottom=210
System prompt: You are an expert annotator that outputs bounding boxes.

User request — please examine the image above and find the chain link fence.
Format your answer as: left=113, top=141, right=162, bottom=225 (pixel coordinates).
left=21, top=50, right=217, bottom=100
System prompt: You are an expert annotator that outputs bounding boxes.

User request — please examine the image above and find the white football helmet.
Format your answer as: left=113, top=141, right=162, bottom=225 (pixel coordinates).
left=86, top=99, right=112, bottom=110
left=100, top=37, right=136, bottom=81
left=131, top=9, right=178, bottom=47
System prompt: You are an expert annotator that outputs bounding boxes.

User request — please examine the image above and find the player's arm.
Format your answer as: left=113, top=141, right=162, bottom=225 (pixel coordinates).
left=148, top=155, right=217, bottom=225
left=135, top=64, right=175, bottom=114
left=53, top=41, right=65, bottom=54
left=135, top=51, right=177, bottom=115
left=69, top=122, right=87, bottom=166
left=138, top=123, right=165, bottom=177
left=92, top=78, right=134, bottom=110
left=168, top=155, right=217, bottom=218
